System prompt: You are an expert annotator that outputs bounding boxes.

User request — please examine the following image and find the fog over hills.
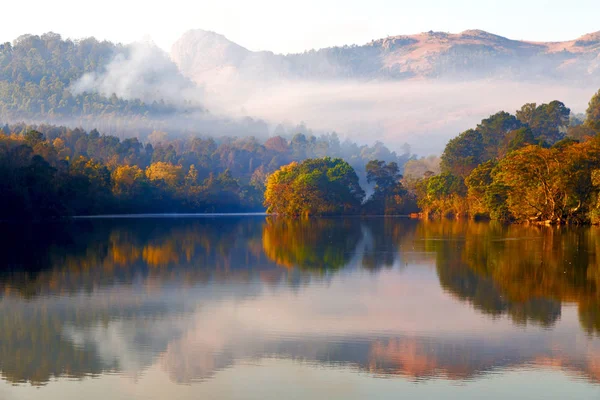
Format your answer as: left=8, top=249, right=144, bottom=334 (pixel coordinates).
left=170, top=29, right=599, bottom=154
left=1, top=29, right=598, bottom=155
left=171, top=28, right=600, bottom=83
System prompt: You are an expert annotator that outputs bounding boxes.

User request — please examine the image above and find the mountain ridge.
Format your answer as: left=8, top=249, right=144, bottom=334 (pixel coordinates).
left=176, top=27, right=600, bottom=53
left=171, top=28, right=600, bottom=84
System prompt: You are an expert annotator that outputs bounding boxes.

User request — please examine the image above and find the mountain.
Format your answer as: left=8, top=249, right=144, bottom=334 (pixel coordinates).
left=1, top=30, right=598, bottom=154
left=171, top=29, right=600, bottom=84
left=0, top=33, right=272, bottom=139
left=0, top=33, right=190, bottom=120
left=170, top=30, right=291, bottom=88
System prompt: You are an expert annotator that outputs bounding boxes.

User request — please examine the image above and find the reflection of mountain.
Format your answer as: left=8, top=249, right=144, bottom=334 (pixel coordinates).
left=1, top=218, right=600, bottom=387
left=159, top=330, right=600, bottom=384
left=367, top=336, right=600, bottom=382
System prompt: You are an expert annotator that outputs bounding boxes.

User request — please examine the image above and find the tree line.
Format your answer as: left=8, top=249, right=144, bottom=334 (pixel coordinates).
left=1, top=218, right=599, bottom=386
left=413, top=89, right=600, bottom=224
left=264, top=89, right=600, bottom=222
left=0, top=33, right=178, bottom=120
left=263, top=156, right=416, bottom=216
left=0, top=122, right=411, bottom=219
left=0, top=32, right=290, bottom=139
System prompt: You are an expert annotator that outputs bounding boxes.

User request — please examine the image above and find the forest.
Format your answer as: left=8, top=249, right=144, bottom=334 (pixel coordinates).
left=409, top=89, right=600, bottom=224
left=263, top=89, right=600, bottom=222
left=264, top=158, right=412, bottom=216
left=0, top=34, right=177, bottom=120
left=5, top=32, right=600, bottom=222
left=0, top=32, right=289, bottom=139
left=0, top=122, right=411, bottom=219
left=5, top=86, right=600, bottom=220
left=0, top=32, right=419, bottom=219
left=1, top=217, right=599, bottom=385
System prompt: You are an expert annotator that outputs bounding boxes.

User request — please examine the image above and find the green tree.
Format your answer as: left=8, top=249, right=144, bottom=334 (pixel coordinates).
left=585, top=89, right=600, bottom=131
left=477, top=112, right=523, bottom=158
left=440, top=129, right=484, bottom=178
left=24, top=130, right=44, bottom=147
left=364, top=160, right=411, bottom=214
left=503, top=126, right=535, bottom=155
left=465, top=160, right=510, bottom=220
left=264, top=157, right=364, bottom=216
left=516, top=101, right=570, bottom=145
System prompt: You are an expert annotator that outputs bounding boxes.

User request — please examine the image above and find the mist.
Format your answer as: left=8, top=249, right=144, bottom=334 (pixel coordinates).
left=71, top=41, right=204, bottom=108
left=69, top=40, right=597, bottom=155
left=199, top=79, right=596, bottom=155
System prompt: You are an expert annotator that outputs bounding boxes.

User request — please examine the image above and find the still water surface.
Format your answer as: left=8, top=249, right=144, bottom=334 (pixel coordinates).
left=1, top=216, right=600, bottom=399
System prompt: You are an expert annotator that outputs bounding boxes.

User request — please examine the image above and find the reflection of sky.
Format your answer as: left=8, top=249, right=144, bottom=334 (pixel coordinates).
left=3, top=354, right=600, bottom=400
left=3, top=263, right=600, bottom=393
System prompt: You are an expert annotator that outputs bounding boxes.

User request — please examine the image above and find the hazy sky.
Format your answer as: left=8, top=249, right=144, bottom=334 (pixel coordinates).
left=4, top=0, right=600, bottom=53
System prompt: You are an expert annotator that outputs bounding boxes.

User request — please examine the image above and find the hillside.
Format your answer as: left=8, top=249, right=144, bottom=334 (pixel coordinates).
left=1, top=30, right=598, bottom=154
left=0, top=33, right=272, bottom=139
left=0, top=33, right=191, bottom=120
left=171, top=29, right=600, bottom=84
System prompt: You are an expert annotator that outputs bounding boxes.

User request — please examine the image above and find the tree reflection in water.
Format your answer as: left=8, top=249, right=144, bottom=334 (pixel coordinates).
left=0, top=217, right=599, bottom=386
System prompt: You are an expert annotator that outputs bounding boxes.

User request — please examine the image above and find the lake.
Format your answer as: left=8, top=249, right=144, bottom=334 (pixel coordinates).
left=1, top=216, right=600, bottom=399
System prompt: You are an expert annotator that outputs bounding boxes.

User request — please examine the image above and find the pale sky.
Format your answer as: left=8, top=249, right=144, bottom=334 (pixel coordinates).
left=3, top=0, right=600, bottom=54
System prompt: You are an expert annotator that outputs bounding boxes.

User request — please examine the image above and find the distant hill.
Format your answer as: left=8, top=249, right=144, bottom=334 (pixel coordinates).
left=0, top=33, right=186, bottom=120
left=171, top=29, right=600, bottom=84
left=2, top=30, right=598, bottom=154
left=0, top=33, right=274, bottom=139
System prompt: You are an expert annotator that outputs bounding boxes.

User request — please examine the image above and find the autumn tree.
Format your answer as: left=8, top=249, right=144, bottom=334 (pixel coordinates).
left=464, top=160, right=510, bottom=220
left=112, top=165, right=147, bottom=198
left=417, top=172, right=468, bottom=217
left=493, top=140, right=600, bottom=223
left=264, top=136, right=289, bottom=153
left=264, top=157, right=364, bottom=216
left=0, top=121, right=412, bottom=218
left=145, top=162, right=183, bottom=189
left=424, top=92, right=600, bottom=222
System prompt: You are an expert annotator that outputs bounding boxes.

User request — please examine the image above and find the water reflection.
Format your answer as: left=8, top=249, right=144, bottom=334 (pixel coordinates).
left=423, top=222, right=600, bottom=332
left=262, top=218, right=362, bottom=271
left=0, top=217, right=600, bottom=393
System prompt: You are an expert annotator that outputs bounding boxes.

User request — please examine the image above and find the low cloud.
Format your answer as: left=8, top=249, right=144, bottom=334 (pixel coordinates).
left=70, top=41, right=597, bottom=155
left=200, top=79, right=596, bottom=155
left=71, top=41, right=204, bottom=108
